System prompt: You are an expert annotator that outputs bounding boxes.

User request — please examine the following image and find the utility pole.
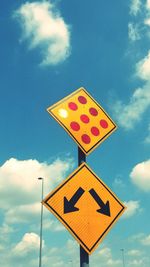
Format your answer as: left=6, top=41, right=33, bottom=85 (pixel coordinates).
left=38, top=177, right=44, bottom=267
left=78, top=147, right=89, bottom=267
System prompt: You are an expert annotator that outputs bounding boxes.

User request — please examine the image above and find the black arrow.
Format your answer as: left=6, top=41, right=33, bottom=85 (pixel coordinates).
left=89, top=188, right=111, bottom=217
left=64, top=187, right=85, bottom=214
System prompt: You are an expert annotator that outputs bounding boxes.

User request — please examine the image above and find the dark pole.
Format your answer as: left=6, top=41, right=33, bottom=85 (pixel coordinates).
left=121, top=249, right=125, bottom=267
left=78, top=147, right=89, bottom=267
left=38, top=177, right=44, bottom=267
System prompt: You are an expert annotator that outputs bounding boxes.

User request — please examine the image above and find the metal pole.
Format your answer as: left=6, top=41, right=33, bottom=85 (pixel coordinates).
left=121, top=249, right=125, bottom=267
left=78, top=147, right=89, bottom=267
left=38, top=177, right=44, bottom=267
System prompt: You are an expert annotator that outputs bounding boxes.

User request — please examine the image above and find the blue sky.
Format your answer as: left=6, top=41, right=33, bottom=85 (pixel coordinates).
left=0, top=0, right=150, bottom=266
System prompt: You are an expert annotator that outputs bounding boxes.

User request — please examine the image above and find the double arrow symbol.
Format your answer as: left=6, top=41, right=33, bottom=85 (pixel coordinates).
left=64, top=187, right=111, bottom=217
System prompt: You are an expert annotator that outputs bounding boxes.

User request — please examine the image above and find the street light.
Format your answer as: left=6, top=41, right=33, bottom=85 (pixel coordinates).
left=38, top=177, right=44, bottom=267
left=120, top=248, right=125, bottom=267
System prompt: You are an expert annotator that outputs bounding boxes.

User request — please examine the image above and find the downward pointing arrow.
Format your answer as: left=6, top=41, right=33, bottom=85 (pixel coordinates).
left=89, top=188, right=111, bottom=217
left=64, top=187, right=85, bottom=214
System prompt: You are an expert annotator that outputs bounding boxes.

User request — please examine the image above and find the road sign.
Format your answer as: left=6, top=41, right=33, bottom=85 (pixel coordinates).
left=42, top=163, right=126, bottom=254
left=47, top=87, right=117, bottom=155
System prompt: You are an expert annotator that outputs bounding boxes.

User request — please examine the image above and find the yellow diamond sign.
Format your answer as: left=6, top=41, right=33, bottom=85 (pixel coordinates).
left=42, top=163, right=126, bottom=254
left=47, top=87, right=117, bottom=155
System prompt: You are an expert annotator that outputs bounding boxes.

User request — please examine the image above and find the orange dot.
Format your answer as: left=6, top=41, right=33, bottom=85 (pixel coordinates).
left=81, top=134, right=91, bottom=144
left=100, top=119, right=108, bottom=128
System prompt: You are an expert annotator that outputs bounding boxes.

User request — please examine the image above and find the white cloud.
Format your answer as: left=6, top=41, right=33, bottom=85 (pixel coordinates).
left=128, top=23, right=141, bottom=41
left=128, top=249, right=142, bottom=256
left=1, top=235, right=150, bottom=267
left=0, top=223, right=15, bottom=245
left=130, top=0, right=141, bottom=16
left=0, top=157, right=73, bottom=228
left=122, top=200, right=140, bottom=218
left=13, top=233, right=42, bottom=255
left=65, top=241, right=122, bottom=267
left=113, top=177, right=125, bottom=188
left=0, top=157, right=73, bottom=209
left=91, top=246, right=122, bottom=267
left=136, top=51, right=150, bottom=80
left=112, top=85, right=150, bottom=129
left=43, top=217, right=65, bottom=232
left=112, top=24, right=150, bottom=130
left=112, top=50, right=150, bottom=130
left=4, top=201, right=65, bottom=233
left=128, top=258, right=146, bottom=266
left=144, top=124, right=150, bottom=143
left=146, top=0, right=150, bottom=10
left=129, top=232, right=145, bottom=242
left=144, top=17, right=150, bottom=26
left=14, top=1, right=71, bottom=65
left=112, top=1, right=150, bottom=134
left=0, top=223, right=14, bottom=235
left=130, top=159, right=150, bottom=191
left=141, top=235, right=150, bottom=245
left=4, top=202, right=40, bottom=224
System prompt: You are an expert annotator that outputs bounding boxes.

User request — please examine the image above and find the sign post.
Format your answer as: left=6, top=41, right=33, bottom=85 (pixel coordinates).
left=43, top=87, right=126, bottom=265
left=78, top=147, right=89, bottom=267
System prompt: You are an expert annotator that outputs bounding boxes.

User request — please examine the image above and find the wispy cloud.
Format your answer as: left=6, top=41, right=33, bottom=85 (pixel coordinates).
left=144, top=124, right=150, bottom=143
left=14, top=1, right=71, bottom=66
left=112, top=2, right=150, bottom=132
left=141, top=234, right=150, bottom=246
left=112, top=84, right=150, bottom=130
left=127, top=249, right=142, bottom=256
left=130, top=159, right=150, bottom=191
left=43, top=217, right=65, bottom=232
left=130, top=0, right=141, bottom=16
left=136, top=51, right=150, bottom=80
left=113, top=177, right=125, bottom=188
left=128, top=258, right=146, bottom=266
left=128, top=23, right=141, bottom=41
left=4, top=202, right=41, bottom=224
left=122, top=200, right=140, bottom=218
left=91, top=246, right=122, bottom=266
left=112, top=42, right=150, bottom=130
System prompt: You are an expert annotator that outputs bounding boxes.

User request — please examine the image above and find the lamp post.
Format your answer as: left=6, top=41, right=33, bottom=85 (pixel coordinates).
left=38, top=177, right=44, bottom=267
left=120, top=248, right=125, bottom=267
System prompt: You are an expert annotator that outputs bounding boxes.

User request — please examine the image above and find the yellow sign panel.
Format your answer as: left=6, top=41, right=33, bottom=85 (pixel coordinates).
left=42, top=163, right=126, bottom=254
left=47, top=87, right=117, bottom=155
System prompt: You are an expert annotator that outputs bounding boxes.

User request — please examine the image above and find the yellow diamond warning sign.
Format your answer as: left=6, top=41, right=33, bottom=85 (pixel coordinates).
left=42, top=163, right=126, bottom=254
left=47, top=87, right=117, bottom=155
